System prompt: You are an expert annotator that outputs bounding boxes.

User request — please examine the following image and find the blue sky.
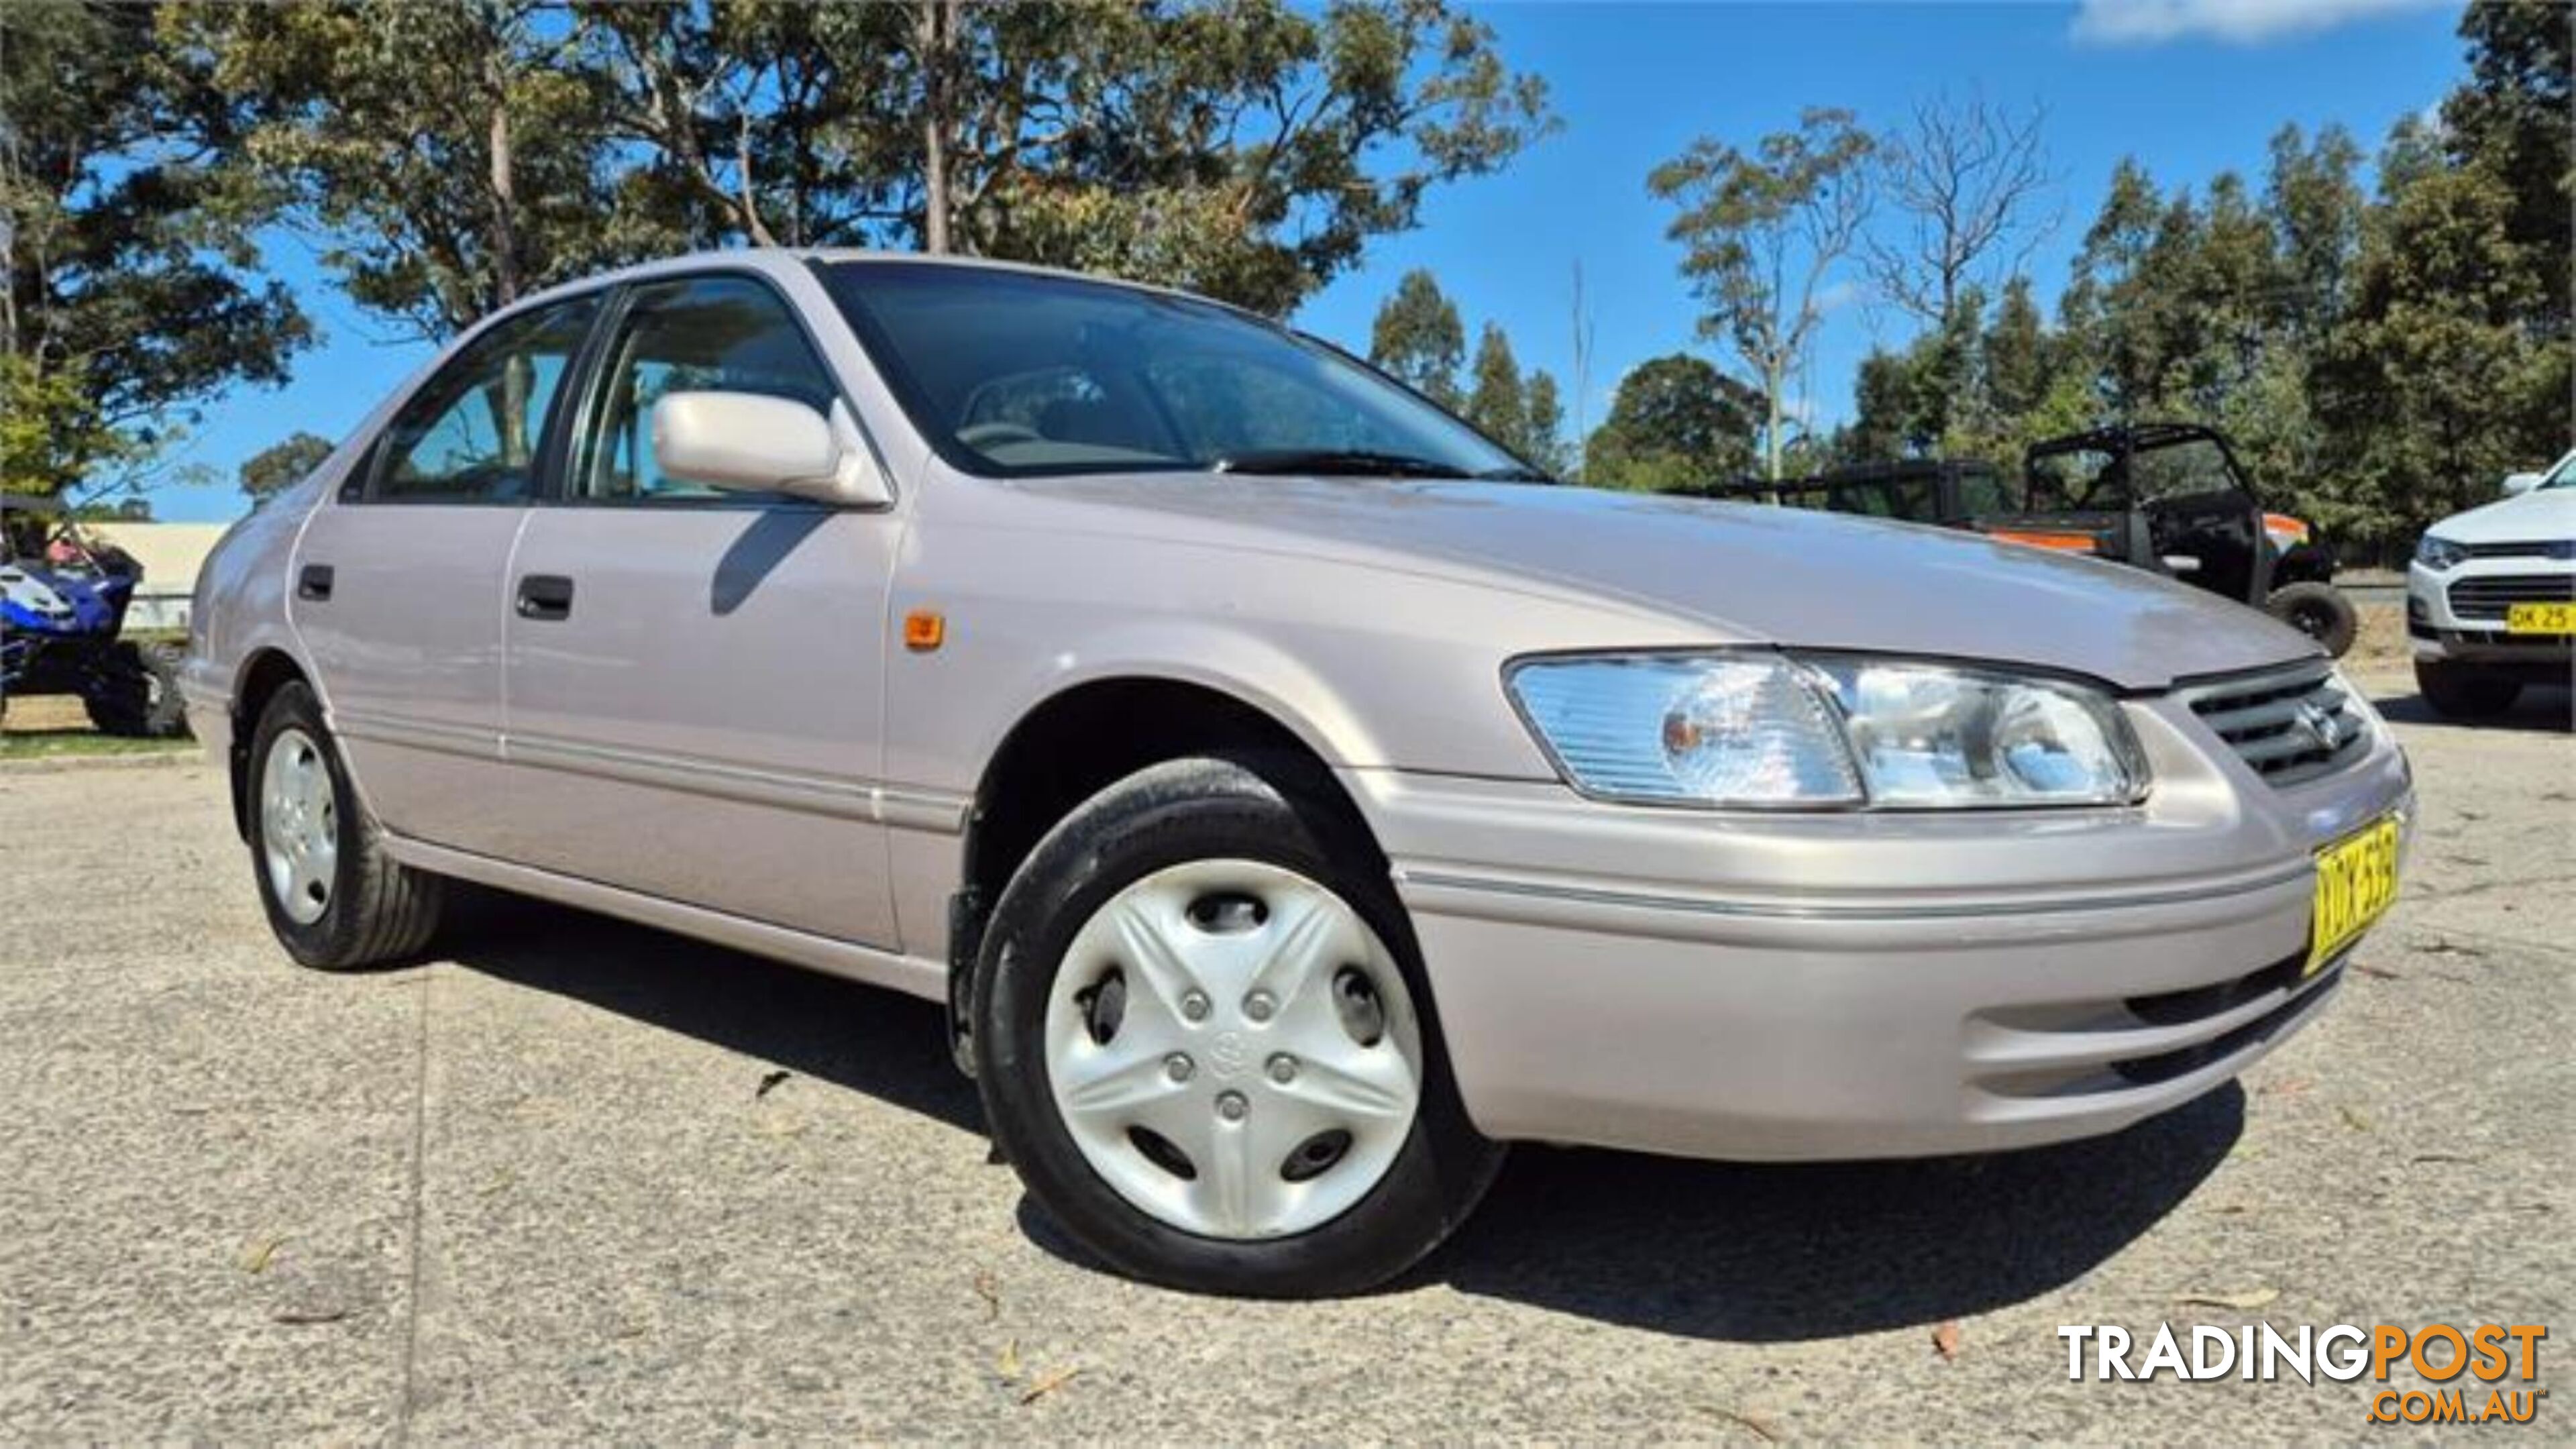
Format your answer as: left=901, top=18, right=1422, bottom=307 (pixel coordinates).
left=148, top=0, right=2466, bottom=522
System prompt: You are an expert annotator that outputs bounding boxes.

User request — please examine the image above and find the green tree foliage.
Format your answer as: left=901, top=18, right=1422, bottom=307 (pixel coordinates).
left=1459, top=322, right=1570, bottom=471
left=1464, top=323, right=1527, bottom=452
left=1368, top=268, right=1466, bottom=407
left=1650, top=108, right=1874, bottom=478
left=168, top=1, right=684, bottom=340
left=1837, top=3, right=2569, bottom=555
left=237, top=430, right=335, bottom=500
left=1584, top=354, right=1762, bottom=490
left=1522, top=370, right=1568, bottom=476
left=1366, top=273, right=1564, bottom=468
left=178, top=0, right=1549, bottom=336
left=2, top=0, right=311, bottom=496
left=2314, top=164, right=2565, bottom=545
left=2440, top=0, right=2570, bottom=321
left=918, top=0, right=1556, bottom=315
left=2308, top=1, right=2569, bottom=551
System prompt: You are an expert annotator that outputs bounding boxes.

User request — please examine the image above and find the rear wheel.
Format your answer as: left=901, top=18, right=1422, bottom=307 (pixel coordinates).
left=83, top=641, right=189, bottom=737
left=2265, top=582, right=2358, bottom=659
left=971, top=754, right=1503, bottom=1297
left=2414, top=660, right=2520, bottom=719
left=248, top=681, right=443, bottom=969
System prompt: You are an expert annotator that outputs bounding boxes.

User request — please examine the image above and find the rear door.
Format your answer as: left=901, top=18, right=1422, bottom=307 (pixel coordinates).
left=489, top=272, right=902, bottom=947
left=289, top=294, right=598, bottom=850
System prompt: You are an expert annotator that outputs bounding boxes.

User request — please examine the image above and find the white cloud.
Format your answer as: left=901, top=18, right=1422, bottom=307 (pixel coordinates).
left=2072, top=0, right=2450, bottom=46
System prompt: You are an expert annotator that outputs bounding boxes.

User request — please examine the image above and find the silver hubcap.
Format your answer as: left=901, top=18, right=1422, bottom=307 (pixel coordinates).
left=260, top=727, right=338, bottom=925
left=1043, top=859, right=1425, bottom=1241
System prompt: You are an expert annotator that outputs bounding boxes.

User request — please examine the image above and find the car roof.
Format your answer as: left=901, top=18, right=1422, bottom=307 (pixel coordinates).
left=494, top=248, right=1251, bottom=333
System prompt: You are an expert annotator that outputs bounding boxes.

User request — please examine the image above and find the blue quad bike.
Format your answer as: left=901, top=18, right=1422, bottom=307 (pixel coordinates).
left=1, top=494, right=189, bottom=738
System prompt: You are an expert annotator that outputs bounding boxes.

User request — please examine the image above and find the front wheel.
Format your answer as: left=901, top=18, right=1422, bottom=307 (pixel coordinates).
left=248, top=681, right=443, bottom=969
left=971, top=755, right=1503, bottom=1297
left=2265, top=582, right=2358, bottom=659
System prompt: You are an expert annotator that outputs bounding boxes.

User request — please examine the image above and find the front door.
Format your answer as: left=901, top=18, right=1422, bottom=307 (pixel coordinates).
left=289, top=294, right=598, bottom=851
left=492, top=273, right=902, bottom=947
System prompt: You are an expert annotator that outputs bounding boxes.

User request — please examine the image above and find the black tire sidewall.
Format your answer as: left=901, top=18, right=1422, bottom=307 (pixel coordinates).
left=2414, top=660, right=2520, bottom=718
left=2267, top=582, right=2357, bottom=658
left=973, top=756, right=1500, bottom=1297
left=246, top=682, right=374, bottom=969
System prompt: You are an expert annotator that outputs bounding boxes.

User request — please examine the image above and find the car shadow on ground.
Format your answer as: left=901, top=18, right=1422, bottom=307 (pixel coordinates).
left=437, top=888, right=984, bottom=1135
left=439, top=888, right=2242, bottom=1343
left=2368, top=682, right=2572, bottom=732
left=1012, top=1082, right=2242, bottom=1339
left=1421, top=1087, right=2240, bottom=1341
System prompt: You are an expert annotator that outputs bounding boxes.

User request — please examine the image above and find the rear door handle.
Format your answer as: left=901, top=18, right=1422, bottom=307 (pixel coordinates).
left=515, top=574, right=575, bottom=621
left=297, top=564, right=333, bottom=602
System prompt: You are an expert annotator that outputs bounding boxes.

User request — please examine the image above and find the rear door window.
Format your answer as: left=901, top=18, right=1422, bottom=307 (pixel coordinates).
left=368, top=297, right=598, bottom=503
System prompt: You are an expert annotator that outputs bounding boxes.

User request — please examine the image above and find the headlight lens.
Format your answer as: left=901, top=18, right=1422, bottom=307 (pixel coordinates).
left=2415, top=533, right=2469, bottom=570
left=1507, top=652, right=2147, bottom=810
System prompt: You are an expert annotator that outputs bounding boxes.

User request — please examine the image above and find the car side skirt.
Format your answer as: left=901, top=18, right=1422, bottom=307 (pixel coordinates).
left=383, top=832, right=949, bottom=1004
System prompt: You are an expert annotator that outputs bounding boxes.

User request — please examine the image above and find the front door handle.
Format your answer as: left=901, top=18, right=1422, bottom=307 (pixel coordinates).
left=297, top=564, right=333, bottom=602
left=515, top=574, right=575, bottom=621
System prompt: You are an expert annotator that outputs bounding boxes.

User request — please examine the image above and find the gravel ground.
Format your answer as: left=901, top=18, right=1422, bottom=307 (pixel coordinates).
left=1, top=670, right=2567, bottom=1443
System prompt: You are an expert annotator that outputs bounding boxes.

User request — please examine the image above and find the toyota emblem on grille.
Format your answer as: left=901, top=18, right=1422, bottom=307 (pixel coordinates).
left=2295, top=700, right=2347, bottom=751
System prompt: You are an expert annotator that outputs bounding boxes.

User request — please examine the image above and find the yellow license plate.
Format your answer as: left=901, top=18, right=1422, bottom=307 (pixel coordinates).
left=2506, top=602, right=2576, bottom=635
left=2310, top=814, right=2400, bottom=974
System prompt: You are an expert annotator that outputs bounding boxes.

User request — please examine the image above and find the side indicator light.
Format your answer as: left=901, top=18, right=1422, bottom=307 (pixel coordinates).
left=903, top=609, right=946, bottom=652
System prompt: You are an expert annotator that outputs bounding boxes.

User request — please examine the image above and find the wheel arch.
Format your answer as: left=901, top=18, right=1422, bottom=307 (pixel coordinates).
left=945, top=672, right=1393, bottom=1071
left=227, top=647, right=313, bottom=839
left=961, top=673, right=1385, bottom=913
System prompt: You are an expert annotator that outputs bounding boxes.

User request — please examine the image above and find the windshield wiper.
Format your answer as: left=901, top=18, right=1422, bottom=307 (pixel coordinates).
left=1210, top=449, right=1479, bottom=480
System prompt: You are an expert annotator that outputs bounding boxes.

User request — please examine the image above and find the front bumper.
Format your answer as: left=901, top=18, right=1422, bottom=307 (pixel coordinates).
left=2408, top=557, right=2575, bottom=670
left=1342, top=688, right=2414, bottom=1162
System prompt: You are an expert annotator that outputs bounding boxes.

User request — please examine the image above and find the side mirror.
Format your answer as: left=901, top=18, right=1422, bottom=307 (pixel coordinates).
left=2501, top=471, right=2542, bottom=497
left=650, top=391, right=891, bottom=506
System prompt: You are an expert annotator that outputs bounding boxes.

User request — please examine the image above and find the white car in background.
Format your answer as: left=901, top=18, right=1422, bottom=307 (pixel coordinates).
left=2407, top=449, right=2576, bottom=717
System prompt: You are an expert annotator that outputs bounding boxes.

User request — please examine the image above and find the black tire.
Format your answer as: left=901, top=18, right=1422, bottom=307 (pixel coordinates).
left=83, top=640, right=191, bottom=737
left=2414, top=660, right=2521, bottom=719
left=2265, top=581, right=2359, bottom=659
left=971, top=753, right=1504, bottom=1297
left=247, top=680, right=443, bottom=969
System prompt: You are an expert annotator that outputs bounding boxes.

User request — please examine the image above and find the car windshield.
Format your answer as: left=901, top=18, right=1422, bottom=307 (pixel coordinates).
left=816, top=261, right=1540, bottom=482
left=2541, top=449, right=2576, bottom=489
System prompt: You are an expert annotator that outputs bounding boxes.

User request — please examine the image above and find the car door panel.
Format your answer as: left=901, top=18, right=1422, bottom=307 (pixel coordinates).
left=493, top=506, right=899, bottom=946
left=492, top=272, right=900, bottom=948
left=291, top=504, right=526, bottom=846
left=289, top=295, right=596, bottom=849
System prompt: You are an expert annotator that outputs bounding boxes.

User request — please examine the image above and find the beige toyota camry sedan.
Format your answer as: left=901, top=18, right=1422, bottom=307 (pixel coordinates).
left=186, top=251, right=2412, bottom=1296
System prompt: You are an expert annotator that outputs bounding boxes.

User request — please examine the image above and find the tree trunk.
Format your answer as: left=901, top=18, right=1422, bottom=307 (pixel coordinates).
left=486, top=63, right=521, bottom=310
left=918, top=0, right=953, bottom=255
left=1764, top=362, right=1784, bottom=481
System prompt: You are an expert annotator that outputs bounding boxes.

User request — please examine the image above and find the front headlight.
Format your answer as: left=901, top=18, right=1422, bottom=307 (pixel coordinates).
left=1505, top=652, right=2148, bottom=810
left=2415, top=533, right=2469, bottom=570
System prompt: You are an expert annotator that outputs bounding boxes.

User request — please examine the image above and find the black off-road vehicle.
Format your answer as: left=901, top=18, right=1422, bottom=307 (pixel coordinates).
left=1678, top=424, right=2358, bottom=656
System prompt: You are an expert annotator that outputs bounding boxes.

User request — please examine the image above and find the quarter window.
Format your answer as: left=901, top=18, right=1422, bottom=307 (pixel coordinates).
left=574, top=276, right=839, bottom=502
left=370, top=297, right=596, bottom=503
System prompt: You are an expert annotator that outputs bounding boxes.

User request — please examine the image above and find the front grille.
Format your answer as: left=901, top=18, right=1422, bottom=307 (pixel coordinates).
left=2448, top=573, right=2576, bottom=621
left=2456, top=539, right=2576, bottom=562
left=2182, top=661, right=2369, bottom=788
